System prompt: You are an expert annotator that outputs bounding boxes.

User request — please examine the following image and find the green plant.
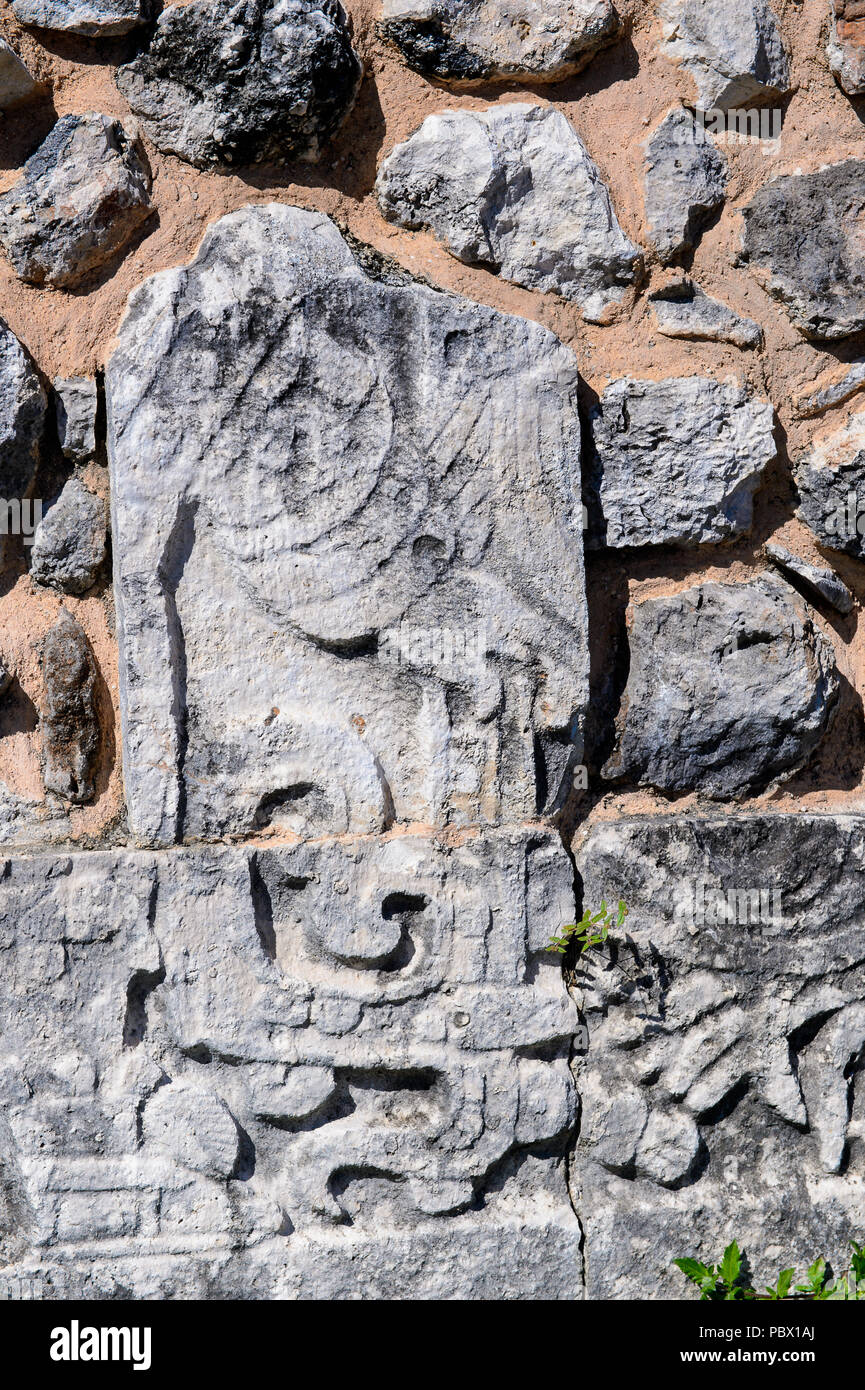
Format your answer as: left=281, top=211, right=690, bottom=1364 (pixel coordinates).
left=673, top=1242, right=751, bottom=1301
left=824, top=1241, right=865, bottom=1299
left=795, top=1257, right=830, bottom=1299
left=674, top=1239, right=865, bottom=1300
left=764, top=1267, right=795, bottom=1300
left=546, top=898, right=628, bottom=955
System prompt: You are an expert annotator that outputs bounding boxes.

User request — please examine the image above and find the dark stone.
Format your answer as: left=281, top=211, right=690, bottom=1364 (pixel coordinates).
left=741, top=160, right=865, bottom=340
left=602, top=577, right=839, bottom=797
left=116, top=0, right=362, bottom=169
left=0, top=318, right=45, bottom=514
left=41, top=609, right=101, bottom=804
left=0, top=114, right=153, bottom=289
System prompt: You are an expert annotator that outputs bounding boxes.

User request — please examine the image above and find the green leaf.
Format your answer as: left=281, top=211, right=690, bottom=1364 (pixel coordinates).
left=765, top=1269, right=794, bottom=1300
left=796, top=1256, right=827, bottom=1296
left=673, top=1257, right=712, bottom=1286
left=719, top=1241, right=742, bottom=1289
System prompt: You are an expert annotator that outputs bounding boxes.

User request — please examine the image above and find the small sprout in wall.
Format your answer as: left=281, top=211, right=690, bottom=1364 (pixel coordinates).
left=673, top=1241, right=750, bottom=1301
left=674, top=1240, right=865, bottom=1300
left=547, top=899, right=628, bottom=955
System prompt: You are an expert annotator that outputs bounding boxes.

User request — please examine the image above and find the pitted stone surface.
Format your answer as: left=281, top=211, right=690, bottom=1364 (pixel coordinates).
left=0, top=831, right=582, bottom=1298
left=41, top=608, right=102, bottom=804
left=0, top=38, right=36, bottom=108
left=796, top=409, right=865, bottom=559
left=10, top=0, right=149, bottom=33
left=54, top=377, right=98, bottom=465
left=30, top=478, right=107, bottom=595
left=643, top=109, right=727, bottom=265
left=574, top=813, right=865, bottom=1299
left=0, top=318, right=45, bottom=510
left=648, top=279, right=762, bottom=348
left=741, top=161, right=865, bottom=341
left=376, top=104, right=641, bottom=319
left=658, top=0, right=791, bottom=110
left=116, top=0, right=362, bottom=169
left=106, top=204, right=589, bottom=847
left=794, top=362, right=865, bottom=419
left=602, top=577, right=839, bottom=797
left=378, top=0, right=621, bottom=83
left=585, top=376, right=775, bottom=548
left=828, top=0, right=865, bottom=95
left=0, top=114, right=153, bottom=290
left=765, top=543, right=854, bottom=616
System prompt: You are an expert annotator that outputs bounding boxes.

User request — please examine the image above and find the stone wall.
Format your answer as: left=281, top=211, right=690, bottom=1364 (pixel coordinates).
left=0, top=0, right=863, bottom=1300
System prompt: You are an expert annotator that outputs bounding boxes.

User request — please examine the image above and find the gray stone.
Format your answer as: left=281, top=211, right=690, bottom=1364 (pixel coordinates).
left=54, top=376, right=98, bottom=464
left=378, top=0, right=621, bottom=84
left=0, top=39, right=37, bottom=109
left=143, top=1085, right=241, bottom=1180
left=10, top=0, right=148, bottom=34
left=30, top=477, right=107, bottom=595
left=741, top=161, right=865, bottom=341
left=765, top=542, right=854, bottom=616
left=602, top=577, right=839, bottom=797
left=0, top=830, right=582, bottom=1298
left=0, top=318, right=45, bottom=511
left=643, top=109, right=727, bottom=265
left=116, top=0, right=362, bottom=169
left=658, top=0, right=791, bottom=110
left=586, top=376, right=775, bottom=548
left=794, top=361, right=865, bottom=418
left=106, top=204, right=589, bottom=848
left=40, top=608, right=101, bottom=804
left=0, top=114, right=153, bottom=290
left=376, top=104, right=641, bottom=320
left=828, top=0, right=865, bottom=95
left=796, top=409, right=865, bottom=558
left=574, top=813, right=865, bottom=1299
left=648, top=278, right=763, bottom=348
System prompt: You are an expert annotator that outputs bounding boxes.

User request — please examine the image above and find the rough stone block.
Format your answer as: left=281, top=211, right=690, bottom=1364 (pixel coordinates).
left=0, top=830, right=582, bottom=1298
left=106, top=204, right=589, bottom=847
left=574, top=813, right=865, bottom=1299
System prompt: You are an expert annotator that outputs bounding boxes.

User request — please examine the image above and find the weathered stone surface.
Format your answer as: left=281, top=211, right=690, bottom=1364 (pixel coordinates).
left=648, top=278, right=763, bottom=348
left=54, top=376, right=98, bottom=464
left=30, top=477, right=107, bottom=595
left=794, top=360, right=865, bottom=418
left=0, top=318, right=45, bottom=510
left=643, top=109, right=727, bottom=265
left=765, top=542, right=854, bottom=616
left=574, top=813, right=865, bottom=1299
left=585, top=376, right=775, bottom=548
left=10, top=0, right=148, bottom=34
left=741, top=162, right=865, bottom=341
left=377, top=104, right=641, bottom=319
left=658, top=0, right=791, bottom=110
left=828, top=0, right=865, bottom=95
left=378, top=0, right=621, bottom=84
left=796, top=409, right=865, bottom=558
left=40, top=608, right=101, bottom=803
left=602, top=577, right=838, bottom=797
left=0, top=38, right=36, bottom=109
left=116, top=0, right=362, bottom=169
left=0, top=830, right=582, bottom=1298
left=0, top=114, right=153, bottom=290
left=106, top=204, right=589, bottom=847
